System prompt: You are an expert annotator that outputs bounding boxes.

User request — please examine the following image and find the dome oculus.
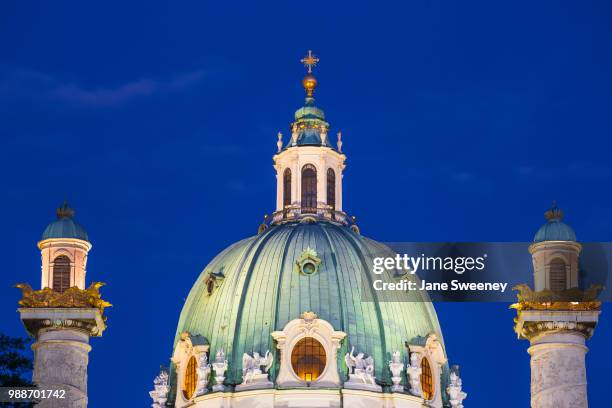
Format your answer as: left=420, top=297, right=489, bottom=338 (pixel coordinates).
left=296, top=247, right=321, bottom=275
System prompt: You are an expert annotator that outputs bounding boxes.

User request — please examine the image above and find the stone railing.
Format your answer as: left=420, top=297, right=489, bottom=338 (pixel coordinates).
left=272, top=204, right=348, bottom=225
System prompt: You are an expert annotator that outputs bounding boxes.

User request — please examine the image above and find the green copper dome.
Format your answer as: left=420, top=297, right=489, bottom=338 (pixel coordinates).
left=41, top=202, right=89, bottom=242
left=173, top=221, right=445, bottom=388
left=533, top=203, right=576, bottom=243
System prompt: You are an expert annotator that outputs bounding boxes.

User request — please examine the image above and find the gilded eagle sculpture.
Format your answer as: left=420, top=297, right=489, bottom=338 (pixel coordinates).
left=511, top=283, right=602, bottom=311
left=15, top=282, right=112, bottom=314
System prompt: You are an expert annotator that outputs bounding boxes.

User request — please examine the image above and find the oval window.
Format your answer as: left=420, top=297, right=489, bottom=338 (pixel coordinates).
left=183, top=356, right=197, bottom=399
left=421, top=357, right=434, bottom=400
left=291, top=337, right=326, bottom=382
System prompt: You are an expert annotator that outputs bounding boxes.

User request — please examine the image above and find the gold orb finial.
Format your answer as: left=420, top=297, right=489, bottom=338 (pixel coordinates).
left=300, top=50, right=319, bottom=97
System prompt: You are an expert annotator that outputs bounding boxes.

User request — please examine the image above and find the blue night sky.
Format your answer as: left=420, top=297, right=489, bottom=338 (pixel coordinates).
left=1, top=1, right=611, bottom=406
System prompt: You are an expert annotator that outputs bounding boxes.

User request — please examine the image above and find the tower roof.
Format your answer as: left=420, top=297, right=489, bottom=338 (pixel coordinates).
left=533, top=202, right=576, bottom=242
left=41, top=201, right=89, bottom=242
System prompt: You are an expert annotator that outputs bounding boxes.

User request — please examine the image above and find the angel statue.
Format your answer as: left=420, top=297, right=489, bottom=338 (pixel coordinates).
left=242, top=350, right=273, bottom=384
left=345, top=346, right=376, bottom=385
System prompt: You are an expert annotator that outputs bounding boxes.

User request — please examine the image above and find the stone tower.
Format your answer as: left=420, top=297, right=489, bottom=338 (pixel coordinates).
left=16, top=202, right=110, bottom=408
left=512, top=203, right=601, bottom=408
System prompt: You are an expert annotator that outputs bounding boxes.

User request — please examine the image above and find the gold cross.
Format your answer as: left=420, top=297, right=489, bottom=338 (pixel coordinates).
left=300, top=50, right=319, bottom=73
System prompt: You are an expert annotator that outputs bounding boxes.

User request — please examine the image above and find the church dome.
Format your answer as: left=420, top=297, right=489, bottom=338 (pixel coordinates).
left=174, top=220, right=445, bottom=387
left=163, top=52, right=457, bottom=408
left=41, top=202, right=89, bottom=242
left=533, top=203, right=576, bottom=243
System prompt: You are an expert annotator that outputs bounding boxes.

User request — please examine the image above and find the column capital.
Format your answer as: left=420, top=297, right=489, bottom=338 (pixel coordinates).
left=514, top=309, right=600, bottom=341
left=19, top=307, right=107, bottom=338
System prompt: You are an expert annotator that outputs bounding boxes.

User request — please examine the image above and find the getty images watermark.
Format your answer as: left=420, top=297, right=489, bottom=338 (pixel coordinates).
left=360, top=242, right=611, bottom=302
left=371, top=253, right=509, bottom=293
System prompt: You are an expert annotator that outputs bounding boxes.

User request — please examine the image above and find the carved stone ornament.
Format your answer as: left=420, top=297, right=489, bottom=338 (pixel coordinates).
left=15, top=282, right=112, bottom=316
left=300, top=311, right=318, bottom=322
left=149, top=370, right=170, bottom=408
left=406, top=352, right=422, bottom=397
left=407, top=333, right=447, bottom=404
left=529, top=339, right=588, bottom=408
left=236, top=350, right=274, bottom=390
left=211, top=349, right=228, bottom=392
left=271, top=313, right=346, bottom=388
left=388, top=350, right=405, bottom=392
left=195, top=353, right=211, bottom=397
left=171, top=332, right=210, bottom=403
left=344, top=346, right=382, bottom=392
left=447, top=371, right=467, bottom=408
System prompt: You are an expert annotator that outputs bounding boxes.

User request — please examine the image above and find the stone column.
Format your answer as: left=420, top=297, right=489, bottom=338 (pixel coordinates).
left=528, top=332, right=588, bottom=408
left=32, top=329, right=91, bottom=408
left=18, top=307, right=107, bottom=408
left=514, top=309, right=599, bottom=408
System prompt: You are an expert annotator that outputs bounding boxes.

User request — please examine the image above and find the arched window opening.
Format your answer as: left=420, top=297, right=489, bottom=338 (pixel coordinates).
left=301, top=164, right=317, bottom=213
left=291, top=337, right=326, bottom=382
left=549, top=258, right=567, bottom=291
left=52, top=255, right=71, bottom=293
left=183, top=356, right=197, bottom=400
left=283, top=168, right=292, bottom=207
left=421, top=357, right=434, bottom=400
left=326, top=168, right=336, bottom=211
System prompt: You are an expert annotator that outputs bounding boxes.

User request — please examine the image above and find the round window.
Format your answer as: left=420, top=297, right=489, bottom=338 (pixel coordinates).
left=290, top=337, right=326, bottom=382
left=301, top=261, right=316, bottom=275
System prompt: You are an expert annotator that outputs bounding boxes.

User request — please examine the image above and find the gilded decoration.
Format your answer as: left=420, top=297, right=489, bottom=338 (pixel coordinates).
left=295, top=247, right=321, bottom=275
left=15, top=282, right=112, bottom=315
left=510, top=284, right=602, bottom=312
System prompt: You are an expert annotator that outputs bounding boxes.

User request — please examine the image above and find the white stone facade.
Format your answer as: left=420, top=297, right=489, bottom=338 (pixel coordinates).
left=171, top=316, right=450, bottom=408
left=407, top=334, right=447, bottom=407
left=38, top=238, right=91, bottom=290
left=271, top=313, right=346, bottom=388
left=272, top=145, right=346, bottom=213
left=182, top=388, right=430, bottom=408
left=528, top=241, right=581, bottom=292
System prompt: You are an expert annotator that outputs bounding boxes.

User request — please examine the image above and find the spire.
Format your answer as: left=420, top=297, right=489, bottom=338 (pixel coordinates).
left=289, top=51, right=329, bottom=147
left=300, top=50, right=319, bottom=98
